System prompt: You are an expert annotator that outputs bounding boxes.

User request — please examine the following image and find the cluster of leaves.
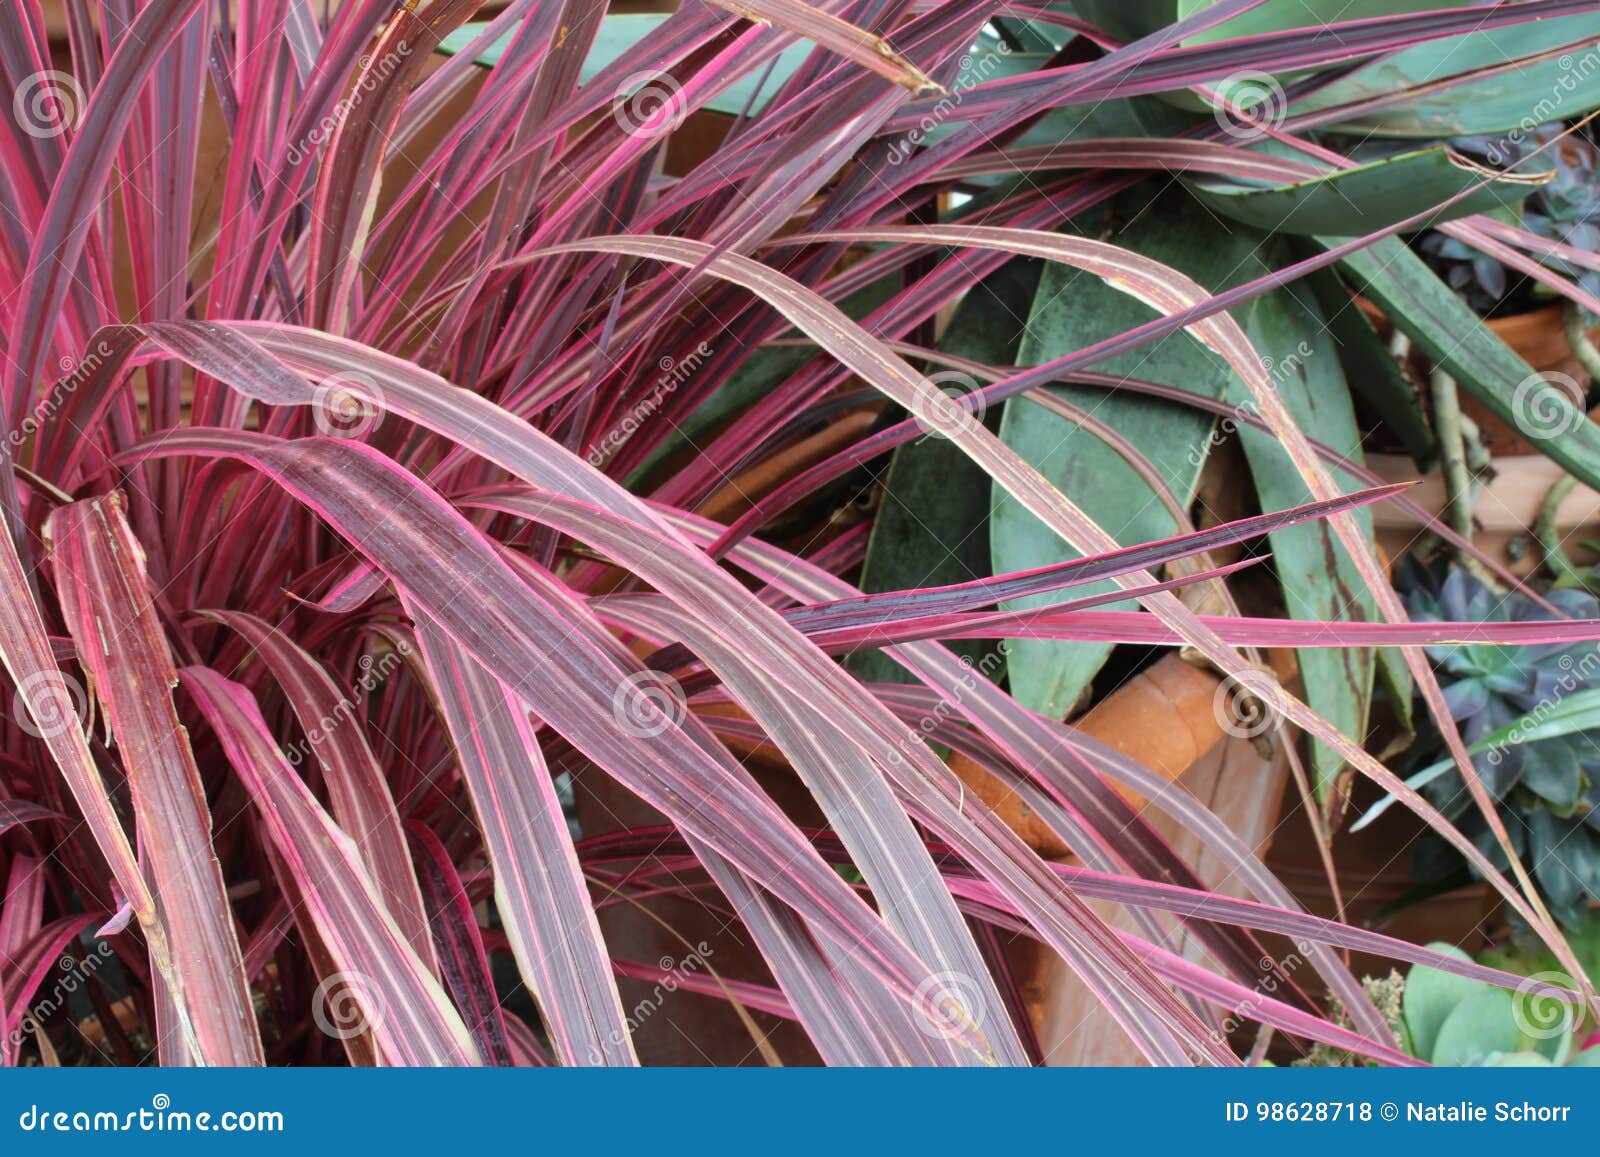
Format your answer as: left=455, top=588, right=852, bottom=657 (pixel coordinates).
left=0, top=0, right=1597, bottom=1068
left=1399, top=564, right=1600, bottom=928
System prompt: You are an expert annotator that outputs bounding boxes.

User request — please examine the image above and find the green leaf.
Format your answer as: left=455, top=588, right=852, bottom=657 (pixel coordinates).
left=1430, top=987, right=1520, bottom=1066
left=1232, top=269, right=1379, bottom=795
left=992, top=194, right=1222, bottom=718
left=850, top=259, right=1041, bottom=686
left=1290, top=14, right=1600, bottom=138
left=1402, top=941, right=1486, bottom=1061
left=1189, top=147, right=1548, bottom=237
left=1330, top=236, right=1600, bottom=495
left=1305, top=264, right=1434, bottom=469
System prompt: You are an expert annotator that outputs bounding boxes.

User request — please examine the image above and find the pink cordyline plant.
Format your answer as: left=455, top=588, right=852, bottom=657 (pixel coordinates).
left=0, top=0, right=1596, bottom=1066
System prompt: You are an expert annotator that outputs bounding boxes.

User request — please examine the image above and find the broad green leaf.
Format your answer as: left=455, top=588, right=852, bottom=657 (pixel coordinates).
left=993, top=193, right=1222, bottom=718
left=851, top=258, right=1041, bottom=686
left=1290, top=13, right=1600, bottom=138
left=1331, top=236, right=1600, bottom=494
left=1402, top=941, right=1486, bottom=1061
left=1230, top=255, right=1380, bottom=796
left=1430, top=987, right=1520, bottom=1066
left=1189, top=147, right=1548, bottom=237
left=1073, top=0, right=1437, bottom=46
left=1305, top=265, right=1434, bottom=468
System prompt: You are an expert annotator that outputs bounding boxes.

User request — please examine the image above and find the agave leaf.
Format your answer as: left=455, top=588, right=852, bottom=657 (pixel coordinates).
left=1189, top=147, right=1550, bottom=237
left=994, top=193, right=1220, bottom=719
left=46, top=495, right=263, bottom=1066
left=852, top=257, right=1041, bottom=686
left=1290, top=12, right=1600, bottom=137
left=1332, top=236, right=1600, bottom=493
left=180, top=666, right=481, bottom=1066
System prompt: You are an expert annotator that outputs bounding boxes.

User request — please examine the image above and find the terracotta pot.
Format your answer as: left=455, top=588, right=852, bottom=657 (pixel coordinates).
left=1367, top=448, right=1600, bottom=576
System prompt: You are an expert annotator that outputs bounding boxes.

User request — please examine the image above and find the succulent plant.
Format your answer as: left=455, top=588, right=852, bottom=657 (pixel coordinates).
left=1418, top=124, right=1600, bottom=315
left=1399, top=942, right=1599, bottom=1067
left=1400, top=561, right=1600, bottom=927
